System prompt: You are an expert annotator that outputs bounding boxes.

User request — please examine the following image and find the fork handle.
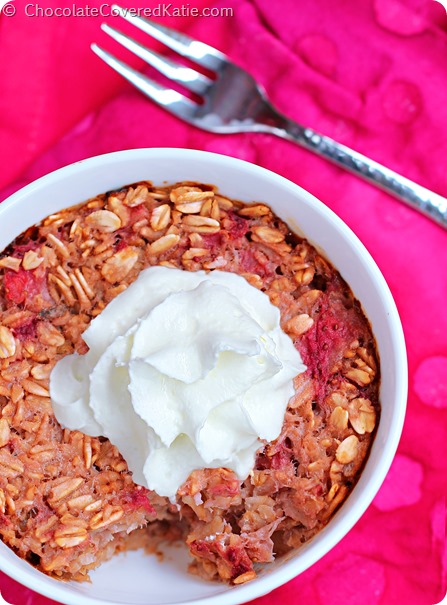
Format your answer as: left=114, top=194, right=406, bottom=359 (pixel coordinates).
left=266, top=113, right=447, bottom=229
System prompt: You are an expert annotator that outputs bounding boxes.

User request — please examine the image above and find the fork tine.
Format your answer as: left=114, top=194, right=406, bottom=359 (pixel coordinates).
left=111, top=4, right=228, bottom=71
left=100, top=24, right=212, bottom=96
left=91, top=44, right=197, bottom=121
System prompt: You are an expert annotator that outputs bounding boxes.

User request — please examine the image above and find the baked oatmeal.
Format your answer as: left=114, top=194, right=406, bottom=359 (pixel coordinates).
left=0, top=182, right=380, bottom=584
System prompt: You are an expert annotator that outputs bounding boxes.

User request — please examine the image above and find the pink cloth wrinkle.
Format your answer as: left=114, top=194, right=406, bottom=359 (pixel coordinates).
left=0, top=1, right=446, bottom=604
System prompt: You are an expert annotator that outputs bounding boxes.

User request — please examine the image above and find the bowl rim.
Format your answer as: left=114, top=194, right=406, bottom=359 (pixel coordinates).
left=0, top=148, right=408, bottom=605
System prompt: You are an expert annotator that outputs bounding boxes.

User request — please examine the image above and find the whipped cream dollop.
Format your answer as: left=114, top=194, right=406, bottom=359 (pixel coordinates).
left=50, top=267, right=306, bottom=499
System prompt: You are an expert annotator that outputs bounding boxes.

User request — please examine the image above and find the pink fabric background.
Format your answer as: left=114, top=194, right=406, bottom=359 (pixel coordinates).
left=0, top=0, right=446, bottom=604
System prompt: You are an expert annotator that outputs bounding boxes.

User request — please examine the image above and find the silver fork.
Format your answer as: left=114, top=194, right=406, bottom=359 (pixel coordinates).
left=92, top=5, right=447, bottom=230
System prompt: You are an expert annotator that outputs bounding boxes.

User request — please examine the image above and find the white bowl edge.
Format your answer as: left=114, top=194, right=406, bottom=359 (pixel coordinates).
left=0, top=149, right=408, bottom=605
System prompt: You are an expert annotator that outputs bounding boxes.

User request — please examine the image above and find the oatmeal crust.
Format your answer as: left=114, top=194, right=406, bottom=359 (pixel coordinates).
left=0, top=182, right=379, bottom=583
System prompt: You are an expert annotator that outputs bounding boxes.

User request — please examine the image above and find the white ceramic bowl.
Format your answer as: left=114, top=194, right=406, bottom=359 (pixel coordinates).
left=0, top=149, right=407, bottom=605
